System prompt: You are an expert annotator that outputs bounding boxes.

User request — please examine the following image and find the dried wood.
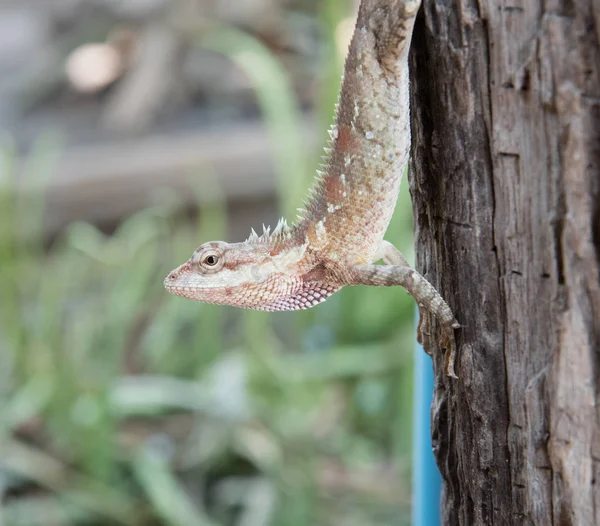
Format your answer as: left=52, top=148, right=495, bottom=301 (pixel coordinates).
left=409, top=1, right=600, bottom=524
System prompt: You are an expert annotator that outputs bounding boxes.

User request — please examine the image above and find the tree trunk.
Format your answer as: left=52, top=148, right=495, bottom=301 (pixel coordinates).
left=408, top=1, right=600, bottom=524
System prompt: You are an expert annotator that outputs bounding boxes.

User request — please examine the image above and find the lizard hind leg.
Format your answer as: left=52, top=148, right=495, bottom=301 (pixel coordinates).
left=355, top=243, right=460, bottom=378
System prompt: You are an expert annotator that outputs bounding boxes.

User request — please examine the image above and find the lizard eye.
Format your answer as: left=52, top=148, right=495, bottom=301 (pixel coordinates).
left=197, top=248, right=224, bottom=272
left=204, top=255, right=218, bottom=266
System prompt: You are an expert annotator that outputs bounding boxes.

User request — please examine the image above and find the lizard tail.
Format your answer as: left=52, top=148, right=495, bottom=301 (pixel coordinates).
left=357, top=0, right=422, bottom=76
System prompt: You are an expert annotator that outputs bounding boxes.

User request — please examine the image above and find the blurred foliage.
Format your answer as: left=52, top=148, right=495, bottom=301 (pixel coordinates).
left=0, top=2, right=418, bottom=525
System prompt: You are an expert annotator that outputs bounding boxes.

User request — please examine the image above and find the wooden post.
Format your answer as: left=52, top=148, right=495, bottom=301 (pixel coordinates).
left=408, top=1, right=600, bottom=524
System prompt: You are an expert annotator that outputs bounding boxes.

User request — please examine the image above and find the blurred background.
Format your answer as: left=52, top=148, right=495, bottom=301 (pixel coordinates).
left=0, top=0, right=419, bottom=524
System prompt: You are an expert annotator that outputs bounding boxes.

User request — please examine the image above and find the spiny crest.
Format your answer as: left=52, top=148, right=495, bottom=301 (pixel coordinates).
left=295, top=156, right=333, bottom=224
left=294, top=85, right=345, bottom=225
left=245, top=217, right=292, bottom=245
left=295, top=135, right=336, bottom=224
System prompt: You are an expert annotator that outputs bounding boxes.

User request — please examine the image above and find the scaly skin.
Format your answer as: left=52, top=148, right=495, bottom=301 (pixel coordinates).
left=164, top=0, right=461, bottom=377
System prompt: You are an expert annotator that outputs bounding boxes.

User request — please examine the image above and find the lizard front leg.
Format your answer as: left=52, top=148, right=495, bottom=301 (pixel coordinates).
left=350, top=247, right=460, bottom=378
left=374, top=240, right=411, bottom=267
left=374, top=240, right=430, bottom=351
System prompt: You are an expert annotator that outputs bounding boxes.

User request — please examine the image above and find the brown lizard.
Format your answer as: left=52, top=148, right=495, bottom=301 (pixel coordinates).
left=164, top=0, right=460, bottom=377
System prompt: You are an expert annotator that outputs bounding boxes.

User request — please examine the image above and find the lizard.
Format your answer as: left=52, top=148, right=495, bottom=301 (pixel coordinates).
left=164, top=0, right=461, bottom=377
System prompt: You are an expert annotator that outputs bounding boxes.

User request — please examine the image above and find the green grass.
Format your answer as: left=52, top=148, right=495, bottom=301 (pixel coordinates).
left=0, top=4, right=417, bottom=525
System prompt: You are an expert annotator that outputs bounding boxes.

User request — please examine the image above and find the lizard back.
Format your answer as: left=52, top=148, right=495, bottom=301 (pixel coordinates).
left=294, top=0, right=419, bottom=265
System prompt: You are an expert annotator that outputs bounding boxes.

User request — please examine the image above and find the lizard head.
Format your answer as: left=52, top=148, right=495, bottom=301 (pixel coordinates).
left=164, top=229, right=341, bottom=311
left=164, top=240, right=282, bottom=308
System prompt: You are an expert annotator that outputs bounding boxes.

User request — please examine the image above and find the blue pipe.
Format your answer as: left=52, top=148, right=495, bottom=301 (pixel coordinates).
left=412, top=314, right=442, bottom=526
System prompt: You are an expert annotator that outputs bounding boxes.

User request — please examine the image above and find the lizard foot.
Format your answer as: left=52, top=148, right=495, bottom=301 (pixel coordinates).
left=419, top=312, right=459, bottom=379
left=416, top=309, right=432, bottom=355
left=440, top=322, right=460, bottom=379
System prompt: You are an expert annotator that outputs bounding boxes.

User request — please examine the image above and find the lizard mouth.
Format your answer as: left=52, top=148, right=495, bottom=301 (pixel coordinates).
left=163, top=273, right=219, bottom=299
left=163, top=279, right=200, bottom=300
left=164, top=273, right=195, bottom=295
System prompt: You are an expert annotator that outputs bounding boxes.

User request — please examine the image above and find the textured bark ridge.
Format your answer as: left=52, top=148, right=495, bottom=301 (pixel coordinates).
left=408, top=0, right=600, bottom=524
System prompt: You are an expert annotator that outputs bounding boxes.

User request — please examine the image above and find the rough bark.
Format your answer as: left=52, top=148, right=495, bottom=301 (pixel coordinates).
left=408, top=0, right=600, bottom=524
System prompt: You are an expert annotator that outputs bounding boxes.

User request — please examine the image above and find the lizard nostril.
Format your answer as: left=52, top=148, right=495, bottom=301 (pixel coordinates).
left=168, top=272, right=177, bottom=280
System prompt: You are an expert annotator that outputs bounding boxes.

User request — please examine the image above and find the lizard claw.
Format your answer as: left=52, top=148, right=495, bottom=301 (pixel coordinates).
left=416, top=309, right=433, bottom=354
left=444, top=342, right=459, bottom=379
left=417, top=309, right=460, bottom=378
left=440, top=323, right=459, bottom=379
